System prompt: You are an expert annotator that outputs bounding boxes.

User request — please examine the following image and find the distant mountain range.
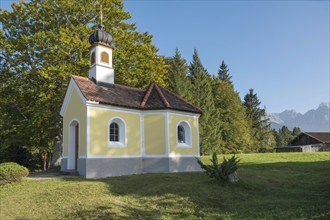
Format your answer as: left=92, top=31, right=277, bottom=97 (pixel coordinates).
left=267, top=103, right=330, bottom=132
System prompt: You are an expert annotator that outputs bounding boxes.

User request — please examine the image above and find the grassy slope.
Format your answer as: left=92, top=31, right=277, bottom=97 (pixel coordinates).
left=1, top=152, right=330, bottom=220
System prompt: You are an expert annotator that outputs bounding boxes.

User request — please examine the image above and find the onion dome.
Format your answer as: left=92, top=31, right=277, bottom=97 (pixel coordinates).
left=88, top=24, right=113, bottom=46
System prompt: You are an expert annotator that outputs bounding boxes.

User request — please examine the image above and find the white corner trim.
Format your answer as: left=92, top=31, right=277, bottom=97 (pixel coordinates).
left=86, top=106, right=90, bottom=158
left=62, top=118, right=65, bottom=158
left=165, top=112, right=170, bottom=156
left=196, top=117, right=200, bottom=157
left=140, top=113, right=145, bottom=156
left=60, top=78, right=87, bottom=116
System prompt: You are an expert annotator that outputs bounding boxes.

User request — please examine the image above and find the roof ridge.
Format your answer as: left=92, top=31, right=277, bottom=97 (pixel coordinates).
left=158, top=86, right=203, bottom=113
left=114, top=83, right=145, bottom=91
left=72, top=75, right=145, bottom=91
left=140, top=83, right=154, bottom=107
left=153, top=83, right=170, bottom=108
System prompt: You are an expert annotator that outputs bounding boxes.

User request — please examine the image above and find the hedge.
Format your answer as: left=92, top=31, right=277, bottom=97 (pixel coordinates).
left=0, top=162, right=29, bottom=185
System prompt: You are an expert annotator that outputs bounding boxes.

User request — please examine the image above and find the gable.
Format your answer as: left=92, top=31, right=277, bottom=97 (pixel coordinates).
left=60, top=78, right=87, bottom=116
left=144, top=86, right=167, bottom=109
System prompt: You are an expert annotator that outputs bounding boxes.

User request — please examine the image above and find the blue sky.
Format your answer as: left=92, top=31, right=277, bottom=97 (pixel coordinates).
left=1, top=0, right=329, bottom=114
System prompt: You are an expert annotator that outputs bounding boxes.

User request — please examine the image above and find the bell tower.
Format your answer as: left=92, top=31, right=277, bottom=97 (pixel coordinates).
left=88, top=8, right=114, bottom=85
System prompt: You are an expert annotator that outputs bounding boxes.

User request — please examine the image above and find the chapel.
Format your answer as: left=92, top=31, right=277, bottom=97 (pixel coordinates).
left=60, top=20, right=202, bottom=178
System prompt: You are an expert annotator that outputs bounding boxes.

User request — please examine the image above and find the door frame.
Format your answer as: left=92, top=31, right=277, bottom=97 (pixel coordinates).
left=68, top=119, right=79, bottom=170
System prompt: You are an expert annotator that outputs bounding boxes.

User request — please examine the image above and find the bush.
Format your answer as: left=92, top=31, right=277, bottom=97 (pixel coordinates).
left=197, top=152, right=240, bottom=183
left=0, top=162, right=29, bottom=185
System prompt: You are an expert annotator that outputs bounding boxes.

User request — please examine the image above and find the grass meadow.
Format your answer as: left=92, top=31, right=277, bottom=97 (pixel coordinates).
left=1, top=152, right=330, bottom=219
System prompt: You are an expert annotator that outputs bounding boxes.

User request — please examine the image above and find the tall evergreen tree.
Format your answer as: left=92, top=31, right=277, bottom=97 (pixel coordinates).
left=292, top=127, right=301, bottom=138
left=212, top=77, right=253, bottom=153
left=0, top=0, right=168, bottom=166
left=243, top=89, right=267, bottom=130
left=189, top=49, right=219, bottom=154
left=166, top=48, right=192, bottom=102
left=243, top=89, right=275, bottom=152
left=217, top=60, right=232, bottom=84
left=273, top=126, right=301, bottom=147
left=272, top=129, right=280, bottom=147
left=278, top=126, right=293, bottom=146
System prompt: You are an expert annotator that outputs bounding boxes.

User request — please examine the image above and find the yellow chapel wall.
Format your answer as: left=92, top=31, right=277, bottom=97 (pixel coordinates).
left=89, top=108, right=141, bottom=156
left=144, top=114, right=166, bottom=155
left=169, top=114, right=199, bottom=156
left=63, top=88, right=87, bottom=157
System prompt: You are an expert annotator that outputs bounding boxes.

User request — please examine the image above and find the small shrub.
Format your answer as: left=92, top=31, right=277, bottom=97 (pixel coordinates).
left=197, top=152, right=240, bottom=183
left=0, top=162, right=29, bottom=185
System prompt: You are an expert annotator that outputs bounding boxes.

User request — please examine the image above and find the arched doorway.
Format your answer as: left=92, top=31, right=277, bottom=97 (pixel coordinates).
left=68, top=120, right=79, bottom=170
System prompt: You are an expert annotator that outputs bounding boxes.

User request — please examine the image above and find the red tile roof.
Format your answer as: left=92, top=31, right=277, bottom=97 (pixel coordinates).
left=72, top=75, right=202, bottom=114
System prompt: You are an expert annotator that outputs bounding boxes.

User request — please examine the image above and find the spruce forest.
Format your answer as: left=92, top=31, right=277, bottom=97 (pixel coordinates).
left=0, top=0, right=297, bottom=169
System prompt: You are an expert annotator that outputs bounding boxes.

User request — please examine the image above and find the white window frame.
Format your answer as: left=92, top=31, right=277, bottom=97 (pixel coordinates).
left=176, top=120, right=192, bottom=148
left=108, top=117, right=127, bottom=148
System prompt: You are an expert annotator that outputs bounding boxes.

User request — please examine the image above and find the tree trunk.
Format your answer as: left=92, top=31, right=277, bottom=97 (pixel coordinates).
left=51, top=135, right=62, bottom=167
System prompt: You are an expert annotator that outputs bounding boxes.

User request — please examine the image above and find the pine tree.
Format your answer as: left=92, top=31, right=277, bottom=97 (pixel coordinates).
left=273, top=126, right=301, bottom=147
left=243, top=89, right=275, bottom=152
left=166, top=48, right=192, bottom=102
left=278, top=126, right=293, bottom=146
left=212, top=77, right=253, bottom=153
left=272, top=129, right=281, bottom=147
left=189, top=49, right=219, bottom=154
left=292, top=127, right=301, bottom=137
left=217, top=60, right=232, bottom=84
left=243, top=89, right=266, bottom=130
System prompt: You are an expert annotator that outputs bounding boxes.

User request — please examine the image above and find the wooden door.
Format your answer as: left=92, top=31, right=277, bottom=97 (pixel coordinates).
left=75, top=124, right=79, bottom=170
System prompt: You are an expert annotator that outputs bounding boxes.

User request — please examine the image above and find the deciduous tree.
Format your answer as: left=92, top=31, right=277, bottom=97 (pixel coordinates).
left=0, top=0, right=168, bottom=166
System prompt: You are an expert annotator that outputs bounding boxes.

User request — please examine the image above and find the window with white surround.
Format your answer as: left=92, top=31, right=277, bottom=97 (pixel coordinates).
left=108, top=118, right=126, bottom=148
left=176, top=121, right=192, bottom=148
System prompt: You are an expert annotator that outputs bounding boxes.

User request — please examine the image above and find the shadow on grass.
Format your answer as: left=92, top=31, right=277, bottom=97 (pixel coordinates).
left=61, top=160, right=330, bottom=219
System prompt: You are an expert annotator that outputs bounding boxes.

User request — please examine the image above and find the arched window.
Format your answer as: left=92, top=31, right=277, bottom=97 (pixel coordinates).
left=178, top=125, right=185, bottom=143
left=91, top=51, right=96, bottom=65
left=177, top=121, right=192, bottom=148
left=109, top=122, right=119, bottom=142
left=108, top=118, right=127, bottom=147
left=101, top=51, right=109, bottom=63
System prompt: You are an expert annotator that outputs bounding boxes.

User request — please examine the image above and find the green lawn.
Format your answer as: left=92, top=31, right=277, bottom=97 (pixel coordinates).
left=1, top=152, right=330, bottom=219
